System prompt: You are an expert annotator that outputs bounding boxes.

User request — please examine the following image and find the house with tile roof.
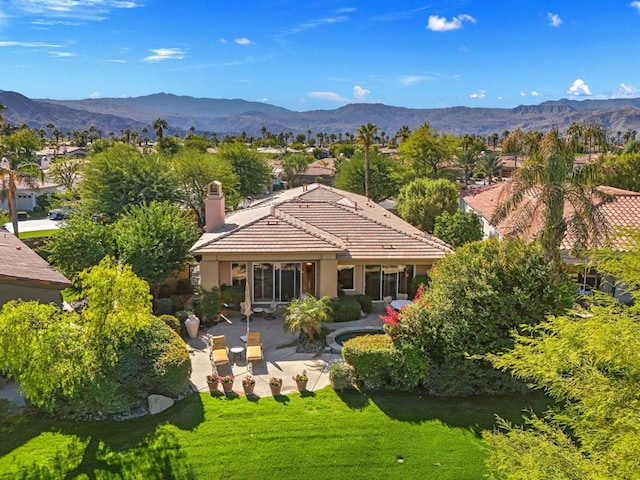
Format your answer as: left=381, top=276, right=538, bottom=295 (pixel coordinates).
left=191, top=182, right=452, bottom=303
left=460, top=183, right=640, bottom=301
left=0, top=229, right=71, bottom=306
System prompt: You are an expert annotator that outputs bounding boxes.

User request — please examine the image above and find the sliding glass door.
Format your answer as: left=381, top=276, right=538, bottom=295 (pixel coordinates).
left=253, top=262, right=316, bottom=302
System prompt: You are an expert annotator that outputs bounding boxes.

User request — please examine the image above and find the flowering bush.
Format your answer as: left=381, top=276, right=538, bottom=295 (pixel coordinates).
left=380, top=306, right=401, bottom=326
left=220, top=374, right=234, bottom=384
left=292, top=370, right=308, bottom=382
left=268, top=376, right=283, bottom=387
left=242, top=375, right=255, bottom=386
left=206, top=372, right=219, bottom=383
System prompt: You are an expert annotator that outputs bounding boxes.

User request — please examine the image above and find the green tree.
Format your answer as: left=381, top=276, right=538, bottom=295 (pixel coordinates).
left=172, top=147, right=240, bottom=225
left=79, top=143, right=179, bottom=219
left=46, top=214, right=116, bottom=279
left=114, top=201, right=200, bottom=295
left=492, top=130, right=612, bottom=264
left=398, top=123, right=461, bottom=178
left=433, top=210, right=483, bottom=247
left=156, top=136, right=181, bottom=156
left=593, top=152, right=640, bottom=192
left=0, top=128, right=43, bottom=236
left=455, top=149, right=477, bottom=186
left=281, top=152, right=312, bottom=187
left=152, top=118, right=168, bottom=141
left=216, top=142, right=270, bottom=199
left=396, top=178, right=459, bottom=233
left=476, top=151, right=502, bottom=183
left=390, top=239, right=574, bottom=395
left=356, top=123, right=379, bottom=199
left=284, top=295, right=333, bottom=340
left=333, top=151, right=398, bottom=202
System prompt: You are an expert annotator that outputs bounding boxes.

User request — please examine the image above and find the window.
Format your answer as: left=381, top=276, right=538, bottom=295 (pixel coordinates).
left=252, top=262, right=316, bottom=302
left=337, top=265, right=355, bottom=290
left=365, top=264, right=414, bottom=300
left=231, top=263, right=247, bottom=289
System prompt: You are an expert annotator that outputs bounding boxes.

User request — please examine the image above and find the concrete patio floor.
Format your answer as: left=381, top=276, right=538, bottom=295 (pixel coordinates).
left=187, top=309, right=384, bottom=398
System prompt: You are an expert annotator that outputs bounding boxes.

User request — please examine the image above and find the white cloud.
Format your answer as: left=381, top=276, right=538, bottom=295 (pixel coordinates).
left=143, top=48, right=186, bottom=62
left=567, top=79, right=592, bottom=96
left=50, top=51, right=76, bottom=57
left=548, top=13, right=562, bottom=27
left=256, top=98, right=269, bottom=102
left=612, top=83, right=640, bottom=98
left=353, top=85, right=370, bottom=101
left=0, top=40, right=62, bottom=47
left=520, top=91, right=527, bottom=97
left=427, top=13, right=476, bottom=32
left=632, top=1, right=640, bottom=14
left=531, top=91, right=540, bottom=97
left=281, top=13, right=351, bottom=36
left=219, top=38, right=227, bottom=44
left=307, top=91, right=349, bottom=102
left=14, top=0, right=143, bottom=21
left=399, top=75, right=430, bottom=86
left=90, top=92, right=101, bottom=99
left=469, top=90, right=486, bottom=99
left=235, top=38, right=252, bottom=45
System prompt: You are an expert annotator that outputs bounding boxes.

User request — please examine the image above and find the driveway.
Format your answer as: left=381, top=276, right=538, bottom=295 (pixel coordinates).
left=2, top=218, right=61, bottom=234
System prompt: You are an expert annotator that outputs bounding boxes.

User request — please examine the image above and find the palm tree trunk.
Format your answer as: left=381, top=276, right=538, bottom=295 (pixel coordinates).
left=8, top=171, right=19, bottom=237
left=364, top=147, right=370, bottom=198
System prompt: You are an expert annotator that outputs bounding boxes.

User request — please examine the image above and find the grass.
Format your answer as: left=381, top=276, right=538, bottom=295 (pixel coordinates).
left=18, top=229, right=58, bottom=239
left=0, top=388, right=549, bottom=479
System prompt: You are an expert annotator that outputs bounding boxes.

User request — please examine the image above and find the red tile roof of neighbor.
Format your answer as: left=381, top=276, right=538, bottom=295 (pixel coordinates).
left=461, top=183, right=640, bottom=250
left=191, top=183, right=452, bottom=260
left=0, top=229, right=71, bottom=287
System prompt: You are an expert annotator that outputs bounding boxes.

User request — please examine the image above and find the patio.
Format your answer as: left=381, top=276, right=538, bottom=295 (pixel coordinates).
left=186, top=308, right=384, bottom=397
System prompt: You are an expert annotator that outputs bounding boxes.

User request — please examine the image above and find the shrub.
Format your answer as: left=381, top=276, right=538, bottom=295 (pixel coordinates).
left=342, top=334, right=397, bottom=390
left=175, top=278, right=193, bottom=295
left=329, top=363, right=355, bottom=391
left=351, top=294, right=372, bottom=313
left=409, top=274, right=429, bottom=299
left=154, top=297, right=174, bottom=316
left=199, top=287, right=221, bottom=325
left=158, top=283, right=172, bottom=298
left=330, top=295, right=361, bottom=322
left=220, top=284, right=243, bottom=307
left=157, top=314, right=181, bottom=336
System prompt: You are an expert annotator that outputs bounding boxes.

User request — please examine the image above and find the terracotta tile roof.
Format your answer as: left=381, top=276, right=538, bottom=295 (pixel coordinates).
left=192, top=184, right=452, bottom=259
left=461, top=183, right=640, bottom=251
left=0, top=229, right=71, bottom=287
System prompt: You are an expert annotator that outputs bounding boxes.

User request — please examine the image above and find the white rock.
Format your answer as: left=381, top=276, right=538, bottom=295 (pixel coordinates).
left=148, top=394, right=174, bottom=414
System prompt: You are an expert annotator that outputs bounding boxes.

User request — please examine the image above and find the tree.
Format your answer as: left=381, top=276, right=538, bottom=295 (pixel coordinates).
left=398, top=123, right=461, bottom=178
left=476, top=151, right=502, bottom=183
left=280, top=153, right=312, bottom=187
left=455, top=149, right=477, bottom=186
left=492, top=129, right=612, bottom=265
left=284, top=295, right=333, bottom=340
left=152, top=118, right=168, bottom=141
left=593, top=152, right=640, bottom=192
left=172, top=147, right=240, bottom=225
left=46, top=214, right=116, bottom=279
left=114, top=201, right=200, bottom=295
left=333, top=151, right=398, bottom=202
left=396, top=178, right=459, bottom=233
left=356, top=123, right=379, bottom=199
left=79, top=143, right=179, bottom=219
left=216, top=142, right=270, bottom=199
left=433, top=210, right=483, bottom=248
left=0, top=128, right=43, bottom=236
left=389, top=239, right=574, bottom=395
left=48, top=157, right=82, bottom=190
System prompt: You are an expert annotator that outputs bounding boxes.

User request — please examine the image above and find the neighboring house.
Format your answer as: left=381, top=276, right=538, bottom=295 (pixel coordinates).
left=460, top=183, right=640, bottom=302
left=0, top=176, right=61, bottom=212
left=269, top=158, right=335, bottom=188
left=0, top=228, right=71, bottom=306
left=191, top=182, right=452, bottom=303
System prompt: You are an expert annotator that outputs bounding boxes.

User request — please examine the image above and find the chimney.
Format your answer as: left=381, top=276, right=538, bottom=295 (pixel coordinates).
left=204, top=181, right=225, bottom=233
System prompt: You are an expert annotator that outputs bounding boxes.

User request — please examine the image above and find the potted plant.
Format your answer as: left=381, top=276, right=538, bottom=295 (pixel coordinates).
left=242, top=375, right=256, bottom=396
left=268, top=376, right=283, bottom=396
left=221, top=374, right=235, bottom=393
left=206, top=372, right=219, bottom=392
left=292, top=370, right=308, bottom=391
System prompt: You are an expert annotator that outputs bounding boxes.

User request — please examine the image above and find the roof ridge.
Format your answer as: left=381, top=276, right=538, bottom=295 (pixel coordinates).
left=273, top=207, right=345, bottom=249
left=331, top=202, right=452, bottom=252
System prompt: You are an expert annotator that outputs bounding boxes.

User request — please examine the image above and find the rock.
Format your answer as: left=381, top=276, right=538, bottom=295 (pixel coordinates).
left=148, top=394, right=174, bottom=414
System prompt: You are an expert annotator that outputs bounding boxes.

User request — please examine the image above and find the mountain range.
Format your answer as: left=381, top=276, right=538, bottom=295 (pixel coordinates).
left=1, top=90, right=640, bottom=139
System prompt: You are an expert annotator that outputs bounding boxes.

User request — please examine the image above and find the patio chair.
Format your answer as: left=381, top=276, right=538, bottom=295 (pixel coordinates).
left=211, top=335, right=230, bottom=366
left=246, top=332, right=264, bottom=371
left=264, top=300, right=278, bottom=320
left=383, top=296, right=393, bottom=307
left=397, top=293, right=409, bottom=300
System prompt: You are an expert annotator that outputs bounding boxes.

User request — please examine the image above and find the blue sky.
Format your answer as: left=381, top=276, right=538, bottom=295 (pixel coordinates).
left=1, top=1, right=639, bottom=111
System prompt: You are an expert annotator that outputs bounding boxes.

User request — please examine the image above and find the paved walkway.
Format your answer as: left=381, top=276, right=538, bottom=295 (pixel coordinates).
left=187, top=310, right=383, bottom=397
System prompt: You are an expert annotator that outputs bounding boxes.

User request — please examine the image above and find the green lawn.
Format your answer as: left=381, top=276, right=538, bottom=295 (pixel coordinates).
left=0, top=388, right=549, bottom=479
left=18, top=229, right=58, bottom=240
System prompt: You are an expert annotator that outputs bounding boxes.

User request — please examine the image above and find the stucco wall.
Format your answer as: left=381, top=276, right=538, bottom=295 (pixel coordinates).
left=0, top=282, right=64, bottom=307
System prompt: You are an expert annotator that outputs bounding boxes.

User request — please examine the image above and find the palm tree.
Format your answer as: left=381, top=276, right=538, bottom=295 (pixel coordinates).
left=152, top=118, right=168, bottom=141
left=492, top=129, right=612, bottom=265
left=396, top=125, right=411, bottom=144
left=476, top=151, right=502, bottom=184
left=456, top=150, right=477, bottom=187
left=356, top=122, right=379, bottom=199
left=283, top=295, right=333, bottom=340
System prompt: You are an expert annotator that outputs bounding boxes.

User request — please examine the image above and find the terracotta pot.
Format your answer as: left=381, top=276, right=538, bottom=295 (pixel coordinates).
left=207, top=380, right=219, bottom=393
left=222, top=381, right=234, bottom=393
left=270, top=385, right=282, bottom=396
left=243, top=383, right=255, bottom=395
left=296, top=380, right=308, bottom=392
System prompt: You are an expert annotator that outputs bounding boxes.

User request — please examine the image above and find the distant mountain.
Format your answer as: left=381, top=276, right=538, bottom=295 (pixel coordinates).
left=2, top=90, right=640, bottom=138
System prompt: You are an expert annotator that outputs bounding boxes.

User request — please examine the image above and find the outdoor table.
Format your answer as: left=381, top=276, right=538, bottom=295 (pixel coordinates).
left=390, top=299, right=413, bottom=310
left=230, top=346, right=245, bottom=364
